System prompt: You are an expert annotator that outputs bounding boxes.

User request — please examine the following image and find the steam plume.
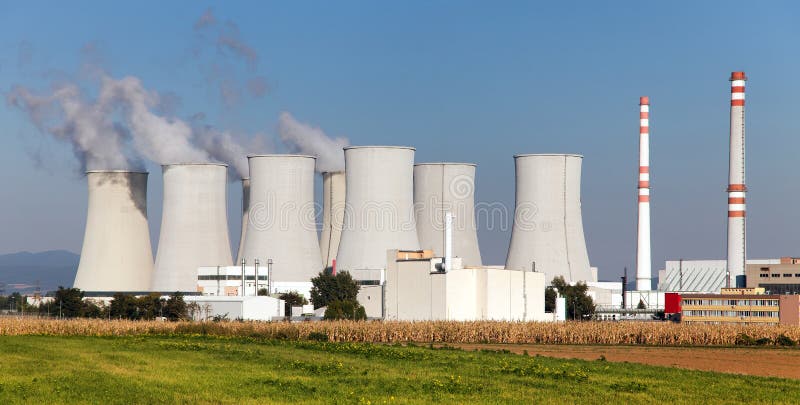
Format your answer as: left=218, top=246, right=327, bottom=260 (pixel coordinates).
left=278, top=112, right=348, bottom=173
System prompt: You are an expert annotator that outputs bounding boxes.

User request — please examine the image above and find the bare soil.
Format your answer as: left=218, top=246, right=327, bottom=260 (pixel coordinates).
left=448, top=344, right=800, bottom=379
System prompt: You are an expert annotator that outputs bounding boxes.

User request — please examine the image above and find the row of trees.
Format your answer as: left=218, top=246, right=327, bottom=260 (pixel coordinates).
left=9, top=287, right=189, bottom=320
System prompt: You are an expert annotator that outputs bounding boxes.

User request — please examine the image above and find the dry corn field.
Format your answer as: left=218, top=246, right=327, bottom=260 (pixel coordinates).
left=1, top=318, right=799, bottom=346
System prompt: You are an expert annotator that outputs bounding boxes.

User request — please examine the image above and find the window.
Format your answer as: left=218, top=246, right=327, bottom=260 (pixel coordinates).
left=772, top=274, right=781, bottom=278
left=795, top=274, right=800, bottom=277
left=760, top=267, right=770, bottom=271
left=783, top=274, right=793, bottom=278
left=760, top=273, right=769, bottom=278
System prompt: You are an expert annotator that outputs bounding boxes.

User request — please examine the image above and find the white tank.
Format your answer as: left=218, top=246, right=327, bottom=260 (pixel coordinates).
left=320, top=171, right=345, bottom=269
left=414, top=163, right=482, bottom=266
left=505, top=154, right=592, bottom=283
left=236, top=177, right=250, bottom=264
left=152, top=163, right=233, bottom=292
left=240, top=155, right=322, bottom=283
left=73, top=171, right=154, bottom=291
left=336, top=146, right=420, bottom=274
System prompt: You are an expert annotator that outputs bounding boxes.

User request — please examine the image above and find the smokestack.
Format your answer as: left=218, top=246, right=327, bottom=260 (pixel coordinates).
left=505, top=154, right=593, bottom=283
left=152, top=163, right=233, bottom=292
left=727, top=72, right=747, bottom=288
left=73, top=171, right=154, bottom=291
left=413, top=163, right=482, bottom=267
left=239, top=155, right=322, bottom=283
left=320, top=171, right=345, bottom=269
left=236, top=178, right=250, bottom=264
left=636, top=96, right=652, bottom=291
left=336, top=146, right=420, bottom=275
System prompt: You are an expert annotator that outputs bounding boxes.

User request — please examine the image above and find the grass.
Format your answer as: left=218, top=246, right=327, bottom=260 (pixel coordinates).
left=0, top=335, right=797, bottom=404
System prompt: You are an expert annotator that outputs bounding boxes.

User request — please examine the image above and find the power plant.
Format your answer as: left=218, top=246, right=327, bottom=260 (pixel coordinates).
left=636, top=96, right=652, bottom=291
left=152, top=163, right=233, bottom=292
left=727, top=71, right=747, bottom=288
left=319, top=171, right=345, bottom=270
left=505, top=154, right=593, bottom=283
left=413, top=163, right=482, bottom=267
left=239, top=155, right=322, bottom=283
left=335, top=146, right=420, bottom=279
left=73, top=171, right=154, bottom=292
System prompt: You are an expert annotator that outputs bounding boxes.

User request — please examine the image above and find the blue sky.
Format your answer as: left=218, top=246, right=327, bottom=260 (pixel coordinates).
left=1, top=1, right=799, bottom=281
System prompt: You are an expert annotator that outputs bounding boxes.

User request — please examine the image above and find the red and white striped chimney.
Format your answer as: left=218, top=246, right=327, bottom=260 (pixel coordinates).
left=636, top=96, right=652, bottom=291
left=727, top=72, right=747, bottom=287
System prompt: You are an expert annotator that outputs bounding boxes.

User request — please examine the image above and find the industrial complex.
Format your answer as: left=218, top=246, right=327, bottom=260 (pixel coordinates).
left=57, top=71, right=800, bottom=325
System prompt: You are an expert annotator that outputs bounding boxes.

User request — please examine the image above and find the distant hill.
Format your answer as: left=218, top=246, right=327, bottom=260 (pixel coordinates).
left=0, top=250, right=79, bottom=294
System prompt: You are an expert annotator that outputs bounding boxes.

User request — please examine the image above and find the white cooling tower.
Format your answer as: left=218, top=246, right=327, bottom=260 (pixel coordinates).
left=236, top=177, right=250, bottom=264
left=336, top=146, right=420, bottom=274
left=414, top=163, right=482, bottom=266
left=152, top=163, right=233, bottom=292
left=239, top=155, right=322, bottom=283
left=505, top=154, right=593, bottom=284
left=73, top=171, right=154, bottom=292
left=320, top=171, right=345, bottom=269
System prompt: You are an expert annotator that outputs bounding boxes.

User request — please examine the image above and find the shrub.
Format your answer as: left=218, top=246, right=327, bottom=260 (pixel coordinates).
left=776, top=334, right=797, bottom=347
left=324, top=300, right=367, bottom=321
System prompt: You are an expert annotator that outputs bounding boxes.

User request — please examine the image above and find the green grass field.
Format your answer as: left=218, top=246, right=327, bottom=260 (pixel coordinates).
left=0, top=335, right=796, bottom=404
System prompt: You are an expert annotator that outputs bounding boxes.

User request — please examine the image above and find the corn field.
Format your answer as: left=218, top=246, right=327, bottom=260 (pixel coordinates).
left=1, top=318, right=799, bottom=346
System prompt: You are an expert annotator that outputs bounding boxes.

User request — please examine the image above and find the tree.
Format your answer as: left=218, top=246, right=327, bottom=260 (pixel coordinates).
left=324, top=300, right=367, bottom=321
left=257, top=288, right=268, bottom=296
left=309, top=270, right=360, bottom=309
left=544, top=286, right=557, bottom=313
left=279, top=291, right=309, bottom=316
left=550, top=276, right=595, bottom=321
left=164, top=292, right=187, bottom=321
left=636, top=299, right=647, bottom=310
left=109, top=293, right=139, bottom=319
left=54, top=287, right=86, bottom=318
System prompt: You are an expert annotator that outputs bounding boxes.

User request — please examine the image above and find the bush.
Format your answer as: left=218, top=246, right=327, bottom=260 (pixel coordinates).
left=279, top=291, right=309, bottom=316
left=307, top=332, right=329, bottom=342
left=310, top=271, right=359, bottom=309
left=776, top=334, right=797, bottom=347
left=324, top=300, right=367, bottom=321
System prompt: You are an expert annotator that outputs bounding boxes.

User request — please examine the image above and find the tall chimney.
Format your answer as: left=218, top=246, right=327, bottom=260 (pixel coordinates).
left=636, top=96, right=652, bottom=291
left=727, top=72, right=747, bottom=288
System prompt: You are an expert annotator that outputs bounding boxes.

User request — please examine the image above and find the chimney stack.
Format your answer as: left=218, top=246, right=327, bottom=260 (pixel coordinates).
left=727, top=72, right=747, bottom=288
left=636, top=96, right=652, bottom=291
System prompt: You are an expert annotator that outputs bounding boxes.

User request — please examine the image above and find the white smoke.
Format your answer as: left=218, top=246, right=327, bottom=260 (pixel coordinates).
left=7, top=82, right=141, bottom=171
left=278, top=112, right=348, bottom=173
left=195, top=127, right=250, bottom=178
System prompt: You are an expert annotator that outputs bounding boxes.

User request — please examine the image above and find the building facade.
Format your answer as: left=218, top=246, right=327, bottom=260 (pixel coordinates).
left=681, top=288, right=800, bottom=325
left=745, top=258, right=800, bottom=294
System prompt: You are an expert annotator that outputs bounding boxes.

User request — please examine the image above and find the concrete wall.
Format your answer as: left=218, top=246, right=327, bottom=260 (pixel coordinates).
left=320, top=171, right=346, bottom=269
left=236, top=178, right=250, bottom=264
left=74, top=171, right=154, bottom=292
left=779, top=295, right=800, bottom=326
left=357, top=285, right=383, bottom=318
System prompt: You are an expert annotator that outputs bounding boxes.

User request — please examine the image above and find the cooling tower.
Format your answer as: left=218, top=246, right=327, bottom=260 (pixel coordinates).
left=414, top=163, right=482, bottom=266
left=239, top=155, right=322, bottom=283
left=73, top=171, right=154, bottom=291
left=336, top=146, right=420, bottom=274
left=505, top=154, right=593, bottom=284
left=236, top=177, right=250, bottom=263
left=320, top=171, right=345, bottom=269
left=727, top=71, right=747, bottom=288
left=152, top=163, right=233, bottom=292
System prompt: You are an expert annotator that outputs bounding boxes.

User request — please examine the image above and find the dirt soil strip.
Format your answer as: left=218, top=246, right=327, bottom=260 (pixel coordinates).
left=446, top=344, right=800, bottom=380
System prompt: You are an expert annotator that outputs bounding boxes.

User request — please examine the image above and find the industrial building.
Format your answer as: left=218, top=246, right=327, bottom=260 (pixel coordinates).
left=658, top=259, right=780, bottom=293
left=357, top=250, right=548, bottom=321
left=184, top=295, right=285, bottom=321
left=505, top=154, right=594, bottom=283
left=196, top=266, right=312, bottom=299
left=681, top=288, right=800, bottom=325
left=745, top=258, right=800, bottom=294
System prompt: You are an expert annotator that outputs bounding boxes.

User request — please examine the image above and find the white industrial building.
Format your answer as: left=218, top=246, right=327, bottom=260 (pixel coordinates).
left=184, top=295, right=285, bottom=321
left=196, top=266, right=313, bottom=300
left=356, top=250, right=549, bottom=321
left=657, top=259, right=779, bottom=293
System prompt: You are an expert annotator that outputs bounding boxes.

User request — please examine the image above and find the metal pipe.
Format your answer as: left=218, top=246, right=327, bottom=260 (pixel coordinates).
left=444, top=212, right=453, bottom=272
left=241, top=258, right=246, bottom=297
left=254, top=258, right=260, bottom=296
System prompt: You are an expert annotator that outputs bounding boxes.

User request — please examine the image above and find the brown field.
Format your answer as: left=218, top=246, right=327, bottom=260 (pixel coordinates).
left=1, top=318, right=800, bottom=346
left=449, top=343, right=800, bottom=379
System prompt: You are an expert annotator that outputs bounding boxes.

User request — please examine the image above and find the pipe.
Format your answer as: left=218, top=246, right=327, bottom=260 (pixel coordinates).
left=444, top=212, right=453, bottom=272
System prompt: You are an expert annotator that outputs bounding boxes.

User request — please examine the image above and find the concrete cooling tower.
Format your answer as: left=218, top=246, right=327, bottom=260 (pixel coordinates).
left=320, top=171, right=345, bottom=269
left=236, top=177, right=250, bottom=263
left=505, top=154, right=593, bottom=284
left=413, top=163, right=482, bottom=266
left=336, top=146, right=420, bottom=275
left=152, top=164, right=233, bottom=292
left=239, top=155, right=322, bottom=283
left=73, top=171, right=154, bottom=292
